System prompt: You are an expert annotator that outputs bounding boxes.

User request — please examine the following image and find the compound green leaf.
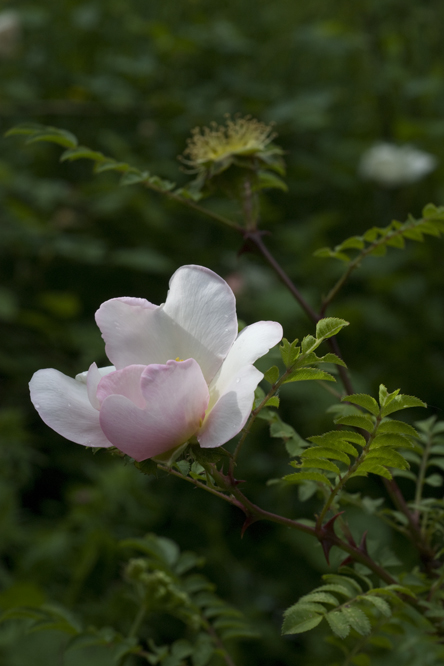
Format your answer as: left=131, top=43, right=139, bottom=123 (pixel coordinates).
left=6, top=123, right=78, bottom=148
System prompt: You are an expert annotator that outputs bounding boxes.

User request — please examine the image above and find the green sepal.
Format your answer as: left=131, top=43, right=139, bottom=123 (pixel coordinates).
left=342, top=393, right=379, bottom=416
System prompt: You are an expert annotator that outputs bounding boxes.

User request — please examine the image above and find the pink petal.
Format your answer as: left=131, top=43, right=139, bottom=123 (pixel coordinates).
left=29, top=368, right=112, bottom=448
left=208, top=320, right=283, bottom=406
left=197, top=365, right=263, bottom=448
left=97, top=365, right=147, bottom=408
left=99, top=358, right=210, bottom=461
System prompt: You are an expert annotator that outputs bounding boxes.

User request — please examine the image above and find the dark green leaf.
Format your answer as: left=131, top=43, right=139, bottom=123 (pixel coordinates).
left=264, top=365, right=280, bottom=385
left=283, top=367, right=336, bottom=383
left=325, top=610, right=350, bottom=639
left=340, top=606, right=371, bottom=636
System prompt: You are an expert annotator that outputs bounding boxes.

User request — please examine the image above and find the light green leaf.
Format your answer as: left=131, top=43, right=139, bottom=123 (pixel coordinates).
left=337, top=236, right=365, bottom=251
left=302, top=446, right=350, bottom=465
left=354, top=462, right=392, bottom=479
left=381, top=394, right=427, bottom=417
left=340, top=606, right=371, bottom=636
left=5, top=123, right=78, bottom=148
left=309, top=430, right=365, bottom=449
left=316, top=317, right=349, bottom=341
left=316, top=353, right=347, bottom=367
left=425, top=474, right=443, bottom=487
left=363, top=595, right=392, bottom=617
left=299, top=458, right=341, bottom=474
left=370, top=433, right=412, bottom=449
left=282, top=610, right=323, bottom=635
left=379, top=384, right=400, bottom=408
left=301, top=335, right=318, bottom=353
left=365, top=449, right=409, bottom=470
left=280, top=338, right=300, bottom=368
left=334, top=415, right=375, bottom=432
left=265, top=396, right=280, bottom=408
left=264, top=365, right=280, bottom=385
left=60, top=146, right=106, bottom=162
left=377, top=420, right=418, bottom=438
left=325, top=610, right=350, bottom=639
left=299, top=592, right=339, bottom=606
left=342, top=393, right=379, bottom=416
left=283, top=368, right=336, bottom=383
left=283, top=472, right=332, bottom=487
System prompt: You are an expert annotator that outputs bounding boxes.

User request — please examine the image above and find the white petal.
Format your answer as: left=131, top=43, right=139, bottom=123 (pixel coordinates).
left=208, top=320, right=282, bottom=407
left=95, top=266, right=238, bottom=383
left=161, top=265, right=238, bottom=382
left=95, top=297, right=174, bottom=370
left=197, top=365, right=263, bottom=448
left=75, top=363, right=115, bottom=410
left=29, top=368, right=112, bottom=448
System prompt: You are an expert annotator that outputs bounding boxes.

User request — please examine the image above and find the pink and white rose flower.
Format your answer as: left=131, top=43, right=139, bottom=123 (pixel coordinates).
left=30, top=265, right=283, bottom=461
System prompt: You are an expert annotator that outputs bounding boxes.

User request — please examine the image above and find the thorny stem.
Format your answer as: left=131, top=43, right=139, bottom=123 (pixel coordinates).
left=159, top=461, right=398, bottom=587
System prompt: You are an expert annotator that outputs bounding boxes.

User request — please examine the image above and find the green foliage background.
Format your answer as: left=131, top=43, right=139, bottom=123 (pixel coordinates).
left=1, top=0, right=443, bottom=664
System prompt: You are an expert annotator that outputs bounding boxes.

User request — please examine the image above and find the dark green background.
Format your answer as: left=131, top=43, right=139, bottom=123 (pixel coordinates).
left=1, top=0, right=443, bottom=663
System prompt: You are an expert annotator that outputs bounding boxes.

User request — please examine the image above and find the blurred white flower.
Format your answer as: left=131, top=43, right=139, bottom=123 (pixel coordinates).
left=359, top=143, right=438, bottom=187
left=0, top=10, right=21, bottom=58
